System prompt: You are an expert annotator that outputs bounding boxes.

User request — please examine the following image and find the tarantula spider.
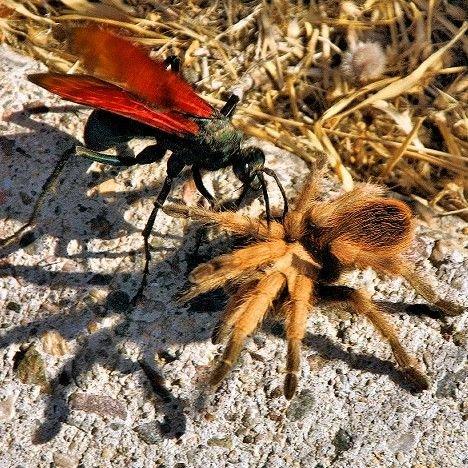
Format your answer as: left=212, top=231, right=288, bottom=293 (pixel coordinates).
left=164, top=170, right=464, bottom=399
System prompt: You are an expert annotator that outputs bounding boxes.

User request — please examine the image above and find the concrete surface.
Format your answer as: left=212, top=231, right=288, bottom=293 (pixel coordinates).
left=0, top=45, right=467, bottom=468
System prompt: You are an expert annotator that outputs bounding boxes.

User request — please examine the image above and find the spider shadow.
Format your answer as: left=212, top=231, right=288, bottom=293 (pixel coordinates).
left=263, top=296, right=446, bottom=393
left=1, top=107, right=441, bottom=439
left=376, top=299, right=446, bottom=320
left=1, top=226, right=230, bottom=444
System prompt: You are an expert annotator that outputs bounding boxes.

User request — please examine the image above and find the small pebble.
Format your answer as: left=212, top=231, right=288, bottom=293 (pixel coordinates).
left=41, top=330, right=69, bottom=356
left=0, top=397, right=15, bottom=421
left=134, top=421, right=162, bottom=445
left=207, top=436, right=233, bottom=449
left=70, top=393, right=127, bottom=420
left=286, top=390, right=316, bottom=421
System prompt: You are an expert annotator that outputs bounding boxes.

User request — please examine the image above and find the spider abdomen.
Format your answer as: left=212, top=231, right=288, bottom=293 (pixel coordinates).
left=321, top=198, right=415, bottom=267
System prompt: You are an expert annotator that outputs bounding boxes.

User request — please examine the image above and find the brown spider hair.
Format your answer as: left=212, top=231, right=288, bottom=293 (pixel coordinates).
left=164, top=170, right=465, bottom=399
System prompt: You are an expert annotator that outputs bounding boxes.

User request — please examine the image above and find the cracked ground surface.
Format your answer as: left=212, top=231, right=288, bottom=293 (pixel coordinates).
left=0, top=45, right=467, bottom=468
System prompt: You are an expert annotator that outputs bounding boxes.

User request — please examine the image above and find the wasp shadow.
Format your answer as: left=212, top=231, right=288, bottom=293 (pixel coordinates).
left=1, top=107, right=186, bottom=261
left=1, top=105, right=268, bottom=262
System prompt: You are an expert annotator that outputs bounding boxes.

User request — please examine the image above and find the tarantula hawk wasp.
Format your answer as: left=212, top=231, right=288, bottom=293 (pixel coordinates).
left=23, top=25, right=288, bottom=301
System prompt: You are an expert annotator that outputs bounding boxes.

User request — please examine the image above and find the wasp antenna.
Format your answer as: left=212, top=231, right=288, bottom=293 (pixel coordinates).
left=163, top=55, right=181, bottom=73
left=257, top=172, right=271, bottom=227
left=220, top=94, right=240, bottom=118
left=263, top=168, right=289, bottom=221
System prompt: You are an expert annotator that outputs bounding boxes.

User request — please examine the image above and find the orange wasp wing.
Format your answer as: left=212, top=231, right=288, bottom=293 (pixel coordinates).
left=28, top=73, right=200, bottom=135
left=68, top=26, right=214, bottom=119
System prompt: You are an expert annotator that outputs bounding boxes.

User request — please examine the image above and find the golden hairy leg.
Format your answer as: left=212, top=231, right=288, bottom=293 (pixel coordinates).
left=163, top=204, right=285, bottom=239
left=283, top=271, right=314, bottom=399
left=398, top=262, right=465, bottom=316
left=373, top=258, right=465, bottom=316
left=211, top=280, right=259, bottom=345
left=179, top=240, right=288, bottom=302
left=210, top=271, right=286, bottom=386
left=319, top=285, right=429, bottom=391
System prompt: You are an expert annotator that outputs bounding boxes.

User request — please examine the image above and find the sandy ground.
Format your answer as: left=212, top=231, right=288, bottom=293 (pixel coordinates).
left=0, top=45, right=467, bottom=468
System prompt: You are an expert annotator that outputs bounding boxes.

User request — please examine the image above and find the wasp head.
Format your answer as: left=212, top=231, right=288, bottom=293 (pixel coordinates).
left=233, top=146, right=288, bottom=222
left=233, top=146, right=265, bottom=186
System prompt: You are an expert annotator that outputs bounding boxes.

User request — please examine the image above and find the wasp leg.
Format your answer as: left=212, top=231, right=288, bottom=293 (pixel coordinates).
left=234, top=183, right=251, bottom=208
left=192, top=166, right=216, bottom=207
left=262, top=167, right=289, bottom=220
left=257, top=172, right=272, bottom=225
left=164, top=55, right=181, bottom=73
left=132, top=153, right=185, bottom=304
left=190, top=166, right=218, bottom=258
left=0, top=148, right=73, bottom=249
left=220, top=94, right=239, bottom=118
left=76, top=144, right=167, bottom=166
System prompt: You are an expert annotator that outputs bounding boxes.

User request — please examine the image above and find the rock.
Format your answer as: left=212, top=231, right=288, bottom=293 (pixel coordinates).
left=14, top=346, right=49, bottom=392
left=332, top=428, right=354, bottom=456
left=134, top=421, right=162, bottom=445
left=388, top=431, right=418, bottom=452
left=0, top=397, right=15, bottom=421
left=286, top=390, right=316, bottom=421
left=5, top=301, right=21, bottom=312
left=436, top=368, right=468, bottom=398
left=52, top=453, right=79, bottom=468
left=207, top=436, right=233, bottom=449
left=41, top=330, right=69, bottom=356
left=452, top=330, right=468, bottom=348
left=69, top=393, right=127, bottom=419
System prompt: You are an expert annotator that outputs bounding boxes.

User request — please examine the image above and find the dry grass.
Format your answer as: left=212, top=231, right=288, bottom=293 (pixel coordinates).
left=1, top=0, right=467, bottom=216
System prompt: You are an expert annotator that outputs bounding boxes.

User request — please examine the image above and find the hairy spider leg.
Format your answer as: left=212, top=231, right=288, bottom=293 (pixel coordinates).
left=398, top=262, right=465, bottom=316
left=319, top=284, right=429, bottom=391
left=284, top=271, right=314, bottom=399
left=210, top=271, right=286, bottom=386
left=163, top=203, right=285, bottom=239
left=211, top=280, right=260, bottom=344
left=181, top=240, right=289, bottom=302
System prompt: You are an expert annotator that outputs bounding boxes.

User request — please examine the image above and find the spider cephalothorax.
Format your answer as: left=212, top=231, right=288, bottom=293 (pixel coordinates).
left=164, top=170, right=465, bottom=399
